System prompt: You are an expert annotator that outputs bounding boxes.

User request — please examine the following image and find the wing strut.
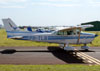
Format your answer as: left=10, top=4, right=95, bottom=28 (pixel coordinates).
left=77, top=28, right=81, bottom=44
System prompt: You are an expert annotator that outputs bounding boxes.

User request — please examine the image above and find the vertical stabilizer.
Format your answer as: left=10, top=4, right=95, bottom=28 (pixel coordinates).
left=2, top=18, right=20, bottom=31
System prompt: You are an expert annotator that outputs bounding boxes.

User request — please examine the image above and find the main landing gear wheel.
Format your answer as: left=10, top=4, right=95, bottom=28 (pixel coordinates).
left=63, top=44, right=74, bottom=51
left=60, top=44, right=77, bottom=55
left=81, top=44, right=89, bottom=51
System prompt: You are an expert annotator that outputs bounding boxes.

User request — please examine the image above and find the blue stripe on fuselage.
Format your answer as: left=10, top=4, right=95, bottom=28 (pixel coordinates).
left=7, top=35, right=95, bottom=41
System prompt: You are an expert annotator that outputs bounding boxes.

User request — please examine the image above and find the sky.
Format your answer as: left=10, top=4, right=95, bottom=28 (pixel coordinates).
left=0, top=0, right=100, bottom=26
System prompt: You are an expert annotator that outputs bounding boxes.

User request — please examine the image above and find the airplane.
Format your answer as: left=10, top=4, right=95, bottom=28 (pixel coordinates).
left=2, top=18, right=98, bottom=51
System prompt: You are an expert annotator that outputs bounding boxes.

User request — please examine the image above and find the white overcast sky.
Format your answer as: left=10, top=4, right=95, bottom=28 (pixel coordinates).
left=0, top=0, right=100, bottom=26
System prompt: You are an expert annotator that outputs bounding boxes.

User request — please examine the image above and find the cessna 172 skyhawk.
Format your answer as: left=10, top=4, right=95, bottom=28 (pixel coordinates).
left=2, top=18, right=98, bottom=51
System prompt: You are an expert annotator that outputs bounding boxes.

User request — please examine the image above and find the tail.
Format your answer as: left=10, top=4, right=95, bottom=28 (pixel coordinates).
left=2, top=18, right=22, bottom=38
left=2, top=18, right=20, bottom=32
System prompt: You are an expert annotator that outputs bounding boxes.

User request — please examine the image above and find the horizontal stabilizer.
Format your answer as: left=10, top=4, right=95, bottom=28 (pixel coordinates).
left=8, top=36, right=23, bottom=39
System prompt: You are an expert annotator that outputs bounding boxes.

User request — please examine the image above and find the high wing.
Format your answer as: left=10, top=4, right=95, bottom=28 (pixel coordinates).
left=55, top=26, right=81, bottom=31
left=77, top=24, right=94, bottom=30
left=54, top=24, right=93, bottom=31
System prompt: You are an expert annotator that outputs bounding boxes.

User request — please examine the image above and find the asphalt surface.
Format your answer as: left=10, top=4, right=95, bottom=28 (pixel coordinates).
left=0, top=46, right=100, bottom=65
left=81, top=47, right=100, bottom=60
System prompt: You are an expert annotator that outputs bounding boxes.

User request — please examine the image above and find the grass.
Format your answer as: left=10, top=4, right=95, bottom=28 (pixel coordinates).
left=0, top=65, right=100, bottom=71
left=0, top=29, right=100, bottom=47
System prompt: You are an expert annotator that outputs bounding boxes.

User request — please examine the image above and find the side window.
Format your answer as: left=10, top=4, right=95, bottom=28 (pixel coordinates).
left=67, top=30, right=73, bottom=35
left=57, top=31, right=64, bottom=35
left=57, top=28, right=81, bottom=35
left=73, top=29, right=80, bottom=35
left=57, top=30, right=74, bottom=35
left=64, top=31, right=67, bottom=35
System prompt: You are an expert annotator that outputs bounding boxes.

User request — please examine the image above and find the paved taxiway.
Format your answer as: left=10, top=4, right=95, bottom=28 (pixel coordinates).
left=0, top=47, right=100, bottom=65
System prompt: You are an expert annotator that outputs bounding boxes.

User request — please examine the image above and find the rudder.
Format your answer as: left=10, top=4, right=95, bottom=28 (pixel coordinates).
left=2, top=18, right=20, bottom=32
